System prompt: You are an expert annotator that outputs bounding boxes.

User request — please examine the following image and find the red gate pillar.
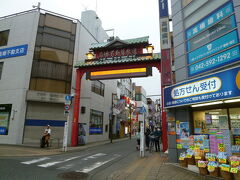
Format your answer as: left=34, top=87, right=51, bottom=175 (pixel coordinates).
left=161, top=86, right=168, bottom=152
left=71, top=68, right=84, bottom=146
left=156, top=65, right=168, bottom=152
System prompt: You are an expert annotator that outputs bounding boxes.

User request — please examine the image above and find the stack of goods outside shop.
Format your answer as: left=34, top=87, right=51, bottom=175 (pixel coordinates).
left=178, top=123, right=240, bottom=180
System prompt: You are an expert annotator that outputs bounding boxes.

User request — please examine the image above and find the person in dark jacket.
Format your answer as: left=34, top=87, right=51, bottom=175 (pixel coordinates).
left=153, top=127, right=161, bottom=152
left=145, top=127, right=151, bottom=150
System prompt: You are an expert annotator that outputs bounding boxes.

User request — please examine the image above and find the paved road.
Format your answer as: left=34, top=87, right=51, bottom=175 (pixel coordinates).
left=0, top=139, right=139, bottom=180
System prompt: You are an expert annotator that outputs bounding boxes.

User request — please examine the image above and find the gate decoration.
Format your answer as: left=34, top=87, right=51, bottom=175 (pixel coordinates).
left=72, top=36, right=168, bottom=152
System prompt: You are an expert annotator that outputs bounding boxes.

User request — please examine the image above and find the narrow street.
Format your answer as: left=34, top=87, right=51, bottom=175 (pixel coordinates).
left=0, top=139, right=217, bottom=180
left=0, top=139, right=139, bottom=180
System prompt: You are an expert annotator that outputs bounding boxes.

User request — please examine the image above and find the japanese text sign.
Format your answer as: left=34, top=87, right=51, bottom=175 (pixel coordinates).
left=159, top=0, right=169, bottom=18
left=185, top=1, right=233, bottom=40
left=0, top=44, right=28, bottom=59
left=164, top=66, right=240, bottom=108
left=189, top=45, right=240, bottom=77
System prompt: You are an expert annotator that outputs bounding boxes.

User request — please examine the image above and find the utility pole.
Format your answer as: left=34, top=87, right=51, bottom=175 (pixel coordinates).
left=129, top=103, right=132, bottom=139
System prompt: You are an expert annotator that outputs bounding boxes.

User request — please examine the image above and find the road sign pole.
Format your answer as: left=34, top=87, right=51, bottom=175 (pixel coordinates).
left=140, top=112, right=145, bottom=157
left=63, top=95, right=72, bottom=152
left=62, top=115, right=69, bottom=152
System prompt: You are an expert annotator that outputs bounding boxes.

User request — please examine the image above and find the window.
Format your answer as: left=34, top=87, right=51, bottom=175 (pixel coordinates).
left=0, top=30, right=9, bottom=47
left=91, top=81, right=105, bottom=96
left=135, top=94, right=142, bottom=101
left=89, top=109, right=103, bottom=135
left=0, top=104, right=12, bottom=135
left=0, top=62, right=3, bottom=79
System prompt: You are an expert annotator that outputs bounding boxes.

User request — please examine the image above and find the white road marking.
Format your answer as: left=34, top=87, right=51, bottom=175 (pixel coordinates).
left=57, top=164, right=74, bottom=170
left=82, top=153, right=106, bottom=160
left=38, top=154, right=89, bottom=168
left=21, top=157, right=50, bottom=165
left=76, top=154, right=120, bottom=173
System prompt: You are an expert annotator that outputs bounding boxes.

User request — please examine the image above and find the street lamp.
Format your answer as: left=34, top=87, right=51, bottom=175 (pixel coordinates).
left=86, top=51, right=94, bottom=60
left=146, top=45, right=154, bottom=54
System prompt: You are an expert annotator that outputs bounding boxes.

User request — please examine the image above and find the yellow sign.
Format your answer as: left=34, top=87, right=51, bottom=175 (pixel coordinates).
left=218, top=158, right=227, bottom=163
left=194, top=145, right=200, bottom=150
left=195, top=156, right=201, bottom=160
left=208, top=166, right=215, bottom=171
left=177, top=144, right=183, bottom=149
left=231, top=161, right=240, bottom=166
left=230, top=168, right=238, bottom=174
left=218, top=143, right=225, bottom=152
left=88, top=67, right=152, bottom=80
left=221, top=166, right=230, bottom=172
left=208, top=157, right=216, bottom=161
left=198, top=162, right=206, bottom=168
left=204, top=148, right=210, bottom=152
left=179, top=157, right=185, bottom=160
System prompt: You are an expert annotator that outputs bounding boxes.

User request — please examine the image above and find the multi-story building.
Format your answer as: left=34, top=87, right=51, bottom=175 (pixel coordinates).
left=165, top=0, right=240, bottom=162
left=115, top=78, right=134, bottom=138
left=134, top=85, right=148, bottom=129
left=0, top=8, right=116, bottom=146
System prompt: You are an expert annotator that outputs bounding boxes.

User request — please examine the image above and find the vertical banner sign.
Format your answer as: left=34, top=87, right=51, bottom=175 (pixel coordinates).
left=161, top=49, right=172, bottom=85
left=159, top=0, right=169, bottom=18
left=159, top=0, right=171, bottom=152
left=160, top=18, right=171, bottom=49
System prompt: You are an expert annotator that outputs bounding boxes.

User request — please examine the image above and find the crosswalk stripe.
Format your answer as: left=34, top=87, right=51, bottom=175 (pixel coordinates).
left=38, top=155, right=88, bottom=168
left=82, top=153, right=106, bottom=160
left=76, top=154, right=120, bottom=173
left=21, top=157, right=50, bottom=165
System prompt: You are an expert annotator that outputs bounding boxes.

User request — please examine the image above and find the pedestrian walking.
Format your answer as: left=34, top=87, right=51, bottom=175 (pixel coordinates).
left=145, top=127, right=151, bottom=150
left=153, top=127, right=161, bottom=152
left=136, top=130, right=140, bottom=150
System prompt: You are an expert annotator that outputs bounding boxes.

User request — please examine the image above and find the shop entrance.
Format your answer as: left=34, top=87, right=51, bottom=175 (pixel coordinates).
left=193, top=107, right=240, bottom=146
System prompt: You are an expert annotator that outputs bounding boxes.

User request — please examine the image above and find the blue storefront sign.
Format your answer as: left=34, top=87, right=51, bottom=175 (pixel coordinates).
left=187, top=15, right=237, bottom=52
left=159, top=0, right=169, bottom=18
left=164, top=66, right=240, bottom=108
left=89, top=127, right=103, bottom=134
left=186, top=1, right=233, bottom=40
left=0, top=127, right=7, bottom=135
left=189, top=45, right=240, bottom=77
left=188, top=30, right=239, bottom=64
left=0, top=44, right=28, bottom=59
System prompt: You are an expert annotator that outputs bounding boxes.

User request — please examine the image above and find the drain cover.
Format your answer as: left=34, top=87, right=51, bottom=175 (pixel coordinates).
left=58, top=171, right=89, bottom=180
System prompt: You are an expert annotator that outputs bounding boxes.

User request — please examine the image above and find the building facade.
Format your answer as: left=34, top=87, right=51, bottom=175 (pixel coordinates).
left=166, top=0, right=240, bottom=162
left=0, top=9, right=116, bottom=146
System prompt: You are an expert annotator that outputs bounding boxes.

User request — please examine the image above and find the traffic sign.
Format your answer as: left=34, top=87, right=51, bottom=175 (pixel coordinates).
left=64, top=105, right=70, bottom=111
left=139, top=106, right=146, bottom=114
left=65, top=95, right=72, bottom=101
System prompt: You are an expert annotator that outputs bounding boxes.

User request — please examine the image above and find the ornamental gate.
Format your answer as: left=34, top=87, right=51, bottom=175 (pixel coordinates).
left=71, top=36, right=168, bottom=152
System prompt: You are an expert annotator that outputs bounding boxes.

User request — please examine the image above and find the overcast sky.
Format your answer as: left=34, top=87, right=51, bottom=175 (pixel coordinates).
left=1, top=0, right=162, bottom=100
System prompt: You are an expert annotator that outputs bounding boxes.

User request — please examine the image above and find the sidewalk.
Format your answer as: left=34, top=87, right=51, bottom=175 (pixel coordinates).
left=109, top=152, right=222, bottom=180
left=0, top=138, right=127, bottom=157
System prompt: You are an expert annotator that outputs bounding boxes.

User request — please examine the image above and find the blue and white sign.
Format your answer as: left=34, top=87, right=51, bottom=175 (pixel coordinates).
left=186, top=1, right=233, bottom=40
left=0, top=44, right=28, bottom=59
left=0, top=127, right=7, bottom=135
left=89, top=127, right=103, bottom=134
left=187, top=15, right=237, bottom=52
left=139, top=106, right=147, bottom=114
left=65, top=95, right=72, bottom=101
left=189, top=45, right=240, bottom=77
left=188, top=30, right=239, bottom=64
left=164, top=66, right=240, bottom=108
left=159, top=0, right=169, bottom=18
